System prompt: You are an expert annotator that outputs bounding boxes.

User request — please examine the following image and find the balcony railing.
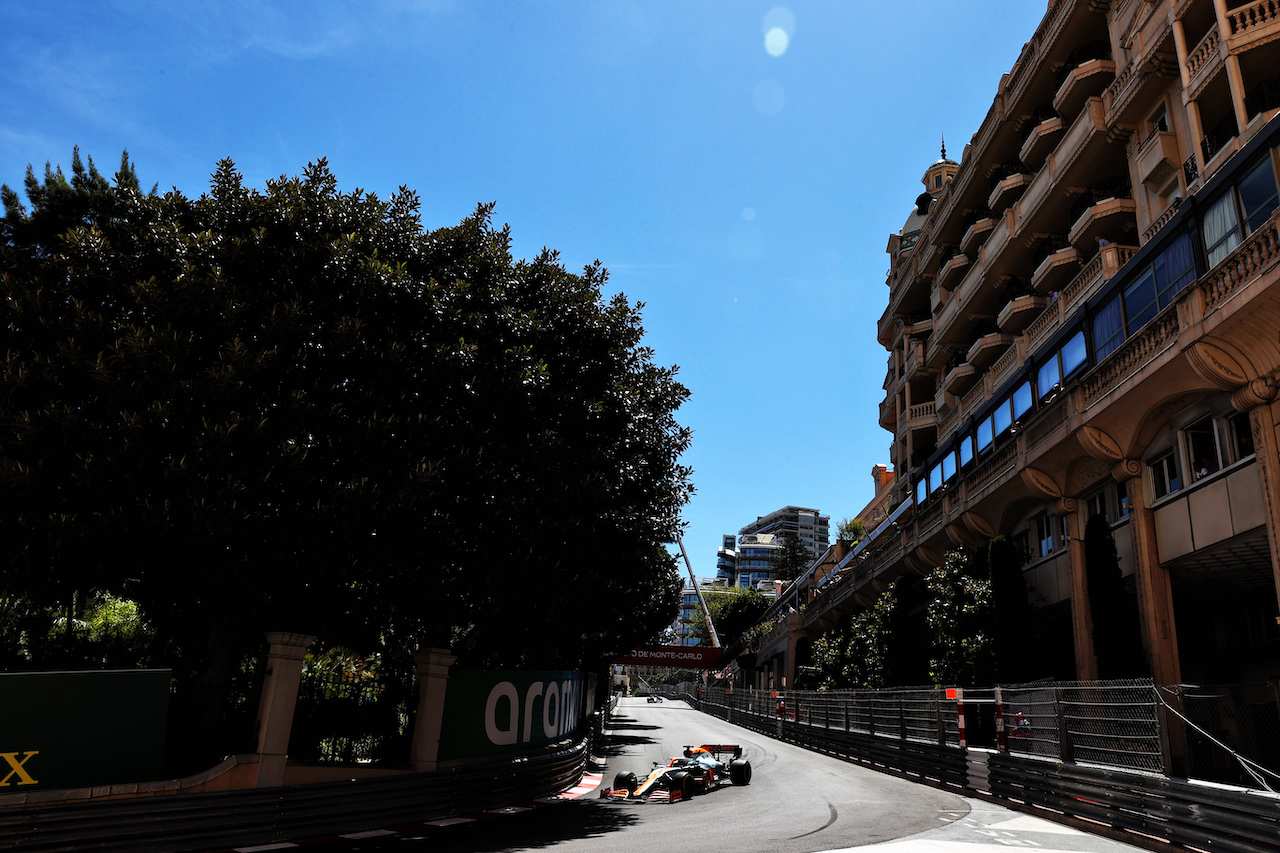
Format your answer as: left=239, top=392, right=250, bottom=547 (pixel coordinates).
left=1202, top=112, right=1239, bottom=163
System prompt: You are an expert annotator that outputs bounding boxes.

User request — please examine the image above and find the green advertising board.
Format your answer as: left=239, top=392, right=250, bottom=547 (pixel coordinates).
left=438, top=670, right=595, bottom=760
left=0, top=669, right=170, bottom=791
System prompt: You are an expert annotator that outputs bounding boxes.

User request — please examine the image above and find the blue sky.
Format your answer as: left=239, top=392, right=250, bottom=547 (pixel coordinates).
left=1, top=1, right=1049, bottom=581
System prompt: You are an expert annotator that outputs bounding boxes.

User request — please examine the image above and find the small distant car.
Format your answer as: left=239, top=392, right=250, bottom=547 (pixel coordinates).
left=646, top=694, right=663, bottom=703
left=601, top=744, right=752, bottom=803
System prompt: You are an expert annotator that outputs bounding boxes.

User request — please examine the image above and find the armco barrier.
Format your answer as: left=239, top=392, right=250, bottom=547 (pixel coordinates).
left=0, top=709, right=603, bottom=853
left=692, top=695, right=1280, bottom=853
left=987, top=754, right=1280, bottom=853
left=693, top=695, right=967, bottom=791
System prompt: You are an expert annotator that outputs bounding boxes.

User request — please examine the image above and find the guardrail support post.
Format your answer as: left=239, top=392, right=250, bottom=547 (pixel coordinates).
left=409, top=647, right=458, bottom=773
left=253, top=631, right=316, bottom=787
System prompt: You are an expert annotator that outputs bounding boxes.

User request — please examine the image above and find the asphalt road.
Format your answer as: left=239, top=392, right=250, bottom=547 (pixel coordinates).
left=295, top=697, right=1150, bottom=853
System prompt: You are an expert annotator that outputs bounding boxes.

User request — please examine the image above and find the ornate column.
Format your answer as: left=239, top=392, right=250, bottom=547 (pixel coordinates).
left=1058, top=496, right=1097, bottom=681
left=1111, top=460, right=1181, bottom=686
left=254, top=631, right=316, bottom=787
left=1234, top=379, right=1280, bottom=621
left=1113, top=459, right=1187, bottom=776
left=409, top=647, right=458, bottom=773
left=1021, top=467, right=1098, bottom=679
left=1212, top=0, right=1251, bottom=134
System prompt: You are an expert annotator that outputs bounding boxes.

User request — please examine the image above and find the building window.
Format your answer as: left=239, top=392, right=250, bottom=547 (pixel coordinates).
left=1085, top=488, right=1110, bottom=523
left=959, top=433, right=975, bottom=467
left=993, top=397, right=1013, bottom=436
left=1185, top=417, right=1221, bottom=480
left=1013, top=530, right=1032, bottom=564
left=1226, top=411, right=1255, bottom=463
left=1092, top=234, right=1194, bottom=361
left=942, top=450, right=957, bottom=482
left=1034, top=513, right=1060, bottom=558
left=1204, top=191, right=1242, bottom=266
left=1150, top=450, right=1181, bottom=500
left=1239, top=154, right=1279, bottom=233
left=1204, top=155, right=1279, bottom=267
left=1037, top=331, right=1088, bottom=400
left=1012, top=380, right=1034, bottom=420
left=1116, top=479, right=1131, bottom=517
left=977, top=417, right=994, bottom=453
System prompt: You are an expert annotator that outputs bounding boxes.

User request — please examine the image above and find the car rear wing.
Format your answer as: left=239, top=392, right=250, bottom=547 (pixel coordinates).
left=685, top=744, right=742, bottom=759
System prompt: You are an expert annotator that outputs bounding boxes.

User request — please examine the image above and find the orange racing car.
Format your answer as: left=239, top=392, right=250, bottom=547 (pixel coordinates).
left=601, top=744, right=752, bottom=803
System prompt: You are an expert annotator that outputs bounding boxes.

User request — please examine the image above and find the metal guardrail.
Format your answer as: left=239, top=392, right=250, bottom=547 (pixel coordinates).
left=0, top=709, right=605, bottom=853
left=988, top=755, right=1280, bottom=853
left=690, top=694, right=1280, bottom=853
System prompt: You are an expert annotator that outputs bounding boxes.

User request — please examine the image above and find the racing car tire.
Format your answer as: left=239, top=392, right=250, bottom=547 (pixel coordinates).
left=670, top=771, right=695, bottom=800
left=729, top=758, right=752, bottom=785
left=614, top=771, right=638, bottom=792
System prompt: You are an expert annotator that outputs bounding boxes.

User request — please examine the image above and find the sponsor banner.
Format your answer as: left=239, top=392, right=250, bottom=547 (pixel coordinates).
left=0, top=669, right=170, bottom=791
left=438, top=670, right=593, bottom=760
left=614, top=646, right=723, bottom=668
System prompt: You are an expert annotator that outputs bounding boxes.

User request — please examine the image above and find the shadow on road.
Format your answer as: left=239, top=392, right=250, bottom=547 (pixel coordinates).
left=597, top=732, right=654, bottom=757
left=388, top=800, right=640, bottom=852
left=606, top=714, right=659, bottom=731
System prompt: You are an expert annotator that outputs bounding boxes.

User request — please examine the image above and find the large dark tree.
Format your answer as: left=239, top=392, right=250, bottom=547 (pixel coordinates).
left=689, top=585, right=769, bottom=651
left=1083, top=513, right=1148, bottom=678
left=772, top=532, right=811, bottom=583
left=1, top=152, right=691, bottom=763
left=988, top=535, right=1036, bottom=682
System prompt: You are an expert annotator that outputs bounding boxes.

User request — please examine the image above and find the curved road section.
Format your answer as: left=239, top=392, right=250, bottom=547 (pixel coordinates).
left=301, top=697, right=1147, bottom=853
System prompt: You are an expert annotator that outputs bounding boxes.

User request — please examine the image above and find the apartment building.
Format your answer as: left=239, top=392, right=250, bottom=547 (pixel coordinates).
left=753, top=0, right=1280, bottom=691
left=739, top=506, right=831, bottom=562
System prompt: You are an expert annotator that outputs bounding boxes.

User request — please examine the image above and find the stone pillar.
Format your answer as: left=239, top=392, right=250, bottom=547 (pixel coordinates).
left=408, top=648, right=457, bottom=773
left=1234, top=380, right=1280, bottom=621
left=1113, top=461, right=1181, bottom=686
left=1115, top=461, right=1187, bottom=776
left=254, top=631, right=316, bottom=787
left=1059, top=498, right=1098, bottom=681
left=1211, top=0, right=1252, bottom=135
left=1171, top=16, right=1207, bottom=180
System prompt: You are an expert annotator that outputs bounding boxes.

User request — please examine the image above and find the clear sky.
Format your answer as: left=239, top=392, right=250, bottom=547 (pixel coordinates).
left=1, top=1, right=1050, bottom=581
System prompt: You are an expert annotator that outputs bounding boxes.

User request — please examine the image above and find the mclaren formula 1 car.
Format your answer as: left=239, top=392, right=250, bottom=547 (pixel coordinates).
left=601, top=744, right=752, bottom=803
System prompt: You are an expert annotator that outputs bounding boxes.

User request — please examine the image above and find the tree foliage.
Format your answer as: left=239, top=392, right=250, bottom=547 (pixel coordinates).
left=688, top=585, right=770, bottom=651
left=809, top=576, right=925, bottom=689
left=1, top=151, right=692, bottom=764
left=772, top=532, right=811, bottom=584
left=926, top=547, right=995, bottom=687
left=836, top=516, right=867, bottom=544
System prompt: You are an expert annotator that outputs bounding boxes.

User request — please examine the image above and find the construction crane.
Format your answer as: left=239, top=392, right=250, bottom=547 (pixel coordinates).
left=676, top=534, right=720, bottom=648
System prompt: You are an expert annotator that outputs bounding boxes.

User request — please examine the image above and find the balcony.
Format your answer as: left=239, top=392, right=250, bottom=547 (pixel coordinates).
left=1226, top=1, right=1280, bottom=53
left=1031, top=243, right=1081, bottom=294
left=1053, top=41, right=1117, bottom=118
left=967, top=331, right=1015, bottom=370
left=1018, top=108, right=1070, bottom=169
left=1186, top=24, right=1223, bottom=100
left=907, top=401, right=937, bottom=433
left=960, top=212, right=998, bottom=256
left=936, top=250, right=971, bottom=290
left=1135, top=129, right=1182, bottom=194
left=998, top=292, right=1051, bottom=334
left=1015, top=98, right=1109, bottom=233
left=1067, top=175, right=1137, bottom=248
left=987, top=162, right=1035, bottom=212
left=942, top=355, right=979, bottom=396
left=879, top=398, right=897, bottom=431
left=903, top=337, right=926, bottom=381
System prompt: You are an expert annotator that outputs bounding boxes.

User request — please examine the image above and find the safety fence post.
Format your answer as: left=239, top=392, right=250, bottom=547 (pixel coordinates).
left=995, top=686, right=1007, bottom=752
